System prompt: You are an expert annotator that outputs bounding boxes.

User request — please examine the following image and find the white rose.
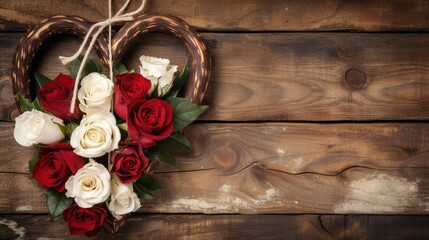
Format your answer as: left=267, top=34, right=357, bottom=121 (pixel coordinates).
left=78, top=72, right=113, bottom=114
left=65, top=161, right=110, bottom=208
left=14, top=109, right=64, bottom=147
left=108, top=175, right=141, bottom=219
left=70, top=112, right=120, bottom=158
left=139, top=55, right=177, bottom=97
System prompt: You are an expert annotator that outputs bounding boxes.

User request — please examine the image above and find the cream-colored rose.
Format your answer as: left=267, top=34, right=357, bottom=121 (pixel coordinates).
left=78, top=72, right=113, bottom=114
left=65, top=161, right=111, bottom=208
left=70, top=112, right=120, bottom=158
left=14, top=109, right=64, bottom=147
left=108, top=175, right=141, bottom=219
left=139, top=55, right=177, bottom=97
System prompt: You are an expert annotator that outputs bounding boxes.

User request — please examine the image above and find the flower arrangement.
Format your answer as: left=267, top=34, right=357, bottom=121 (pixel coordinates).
left=13, top=55, right=207, bottom=237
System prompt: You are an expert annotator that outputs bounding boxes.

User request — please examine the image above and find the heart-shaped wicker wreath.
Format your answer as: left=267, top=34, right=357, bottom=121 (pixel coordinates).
left=12, top=14, right=211, bottom=105
left=11, top=14, right=211, bottom=236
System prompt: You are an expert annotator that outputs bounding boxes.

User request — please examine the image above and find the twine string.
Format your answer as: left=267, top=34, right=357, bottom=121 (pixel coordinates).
left=60, top=0, right=147, bottom=113
left=109, top=0, right=113, bottom=82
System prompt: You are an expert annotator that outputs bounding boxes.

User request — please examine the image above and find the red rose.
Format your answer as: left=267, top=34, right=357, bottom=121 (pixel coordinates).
left=37, top=73, right=82, bottom=121
left=32, top=143, right=84, bottom=192
left=114, top=73, right=151, bottom=120
left=111, top=144, right=149, bottom=183
left=127, top=99, right=173, bottom=148
left=63, top=203, right=107, bottom=237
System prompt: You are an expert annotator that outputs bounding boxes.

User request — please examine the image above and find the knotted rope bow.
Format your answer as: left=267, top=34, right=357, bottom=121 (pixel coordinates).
left=59, top=0, right=147, bottom=113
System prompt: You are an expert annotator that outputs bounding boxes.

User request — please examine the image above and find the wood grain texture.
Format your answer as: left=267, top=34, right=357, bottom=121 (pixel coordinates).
left=1, top=0, right=429, bottom=32
left=1, top=122, right=428, bottom=214
left=2, top=32, right=429, bottom=121
left=202, top=32, right=429, bottom=121
left=2, top=122, right=429, bottom=175
left=2, top=0, right=429, bottom=237
left=0, top=32, right=21, bottom=121
left=1, top=214, right=429, bottom=240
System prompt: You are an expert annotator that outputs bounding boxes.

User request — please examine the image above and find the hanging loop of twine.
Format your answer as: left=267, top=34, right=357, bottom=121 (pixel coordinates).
left=60, top=0, right=147, bottom=114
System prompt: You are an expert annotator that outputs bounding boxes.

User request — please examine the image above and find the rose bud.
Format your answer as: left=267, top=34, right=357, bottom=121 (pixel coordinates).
left=32, top=143, right=84, bottom=192
left=114, top=73, right=151, bottom=120
left=139, top=55, right=178, bottom=97
left=127, top=99, right=173, bottom=148
left=63, top=203, right=107, bottom=237
left=37, top=73, right=82, bottom=121
left=110, top=144, right=149, bottom=183
left=14, top=109, right=64, bottom=147
left=108, top=175, right=141, bottom=219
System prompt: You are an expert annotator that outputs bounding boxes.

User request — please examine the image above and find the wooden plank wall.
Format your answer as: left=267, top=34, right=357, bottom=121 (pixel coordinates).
left=0, top=0, right=429, bottom=239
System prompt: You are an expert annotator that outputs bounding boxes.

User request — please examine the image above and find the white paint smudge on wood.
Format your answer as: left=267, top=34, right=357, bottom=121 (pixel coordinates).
left=291, top=156, right=304, bottom=167
left=335, top=173, right=424, bottom=213
left=15, top=204, right=32, bottom=211
left=0, top=219, right=26, bottom=239
left=170, top=184, right=284, bottom=213
left=220, top=184, right=232, bottom=193
left=276, top=148, right=285, bottom=155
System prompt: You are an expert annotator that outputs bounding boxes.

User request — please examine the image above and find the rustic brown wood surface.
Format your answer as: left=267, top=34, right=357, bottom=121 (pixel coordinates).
left=2, top=32, right=429, bottom=122
left=1, top=214, right=428, bottom=240
left=1, top=0, right=429, bottom=32
left=1, top=122, right=428, bottom=214
left=1, top=0, right=429, bottom=239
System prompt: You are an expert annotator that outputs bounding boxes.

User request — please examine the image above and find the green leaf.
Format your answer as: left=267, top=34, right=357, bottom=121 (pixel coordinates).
left=45, top=188, right=73, bottom=222
left=167, top=89, right=180, bottom=98
left=161, top=132, right=192, bottom=152
left=133, top=180, right=155, bottom=200
left=147, top=145, right=176, bottom=165
left=32, top=97, right=45, bottom=112
left=171, top=65, right=188, bottom=92
left=113, top=62, right=128, bottom=75
left=66, top=55, right=101, bottom=80
left=53, top=121, right=66, bottom=137
left=17, top=94, right=34, bottom=112
left=34, top=72, right=51, bottom=91
left=64, top=122, right=79, bottom=138
left=133, top=175, right=164, bottom=199
left=166, top=97, right=208, bottom=131
left=150, top=82, right=160, bottom=99
left=137, top=186, right=155, bottom=199
left=139, top=175, right=164, bottom=191
left=117, top=122, right=128, bottom=131
left=28, top=153, right=39, bottom=172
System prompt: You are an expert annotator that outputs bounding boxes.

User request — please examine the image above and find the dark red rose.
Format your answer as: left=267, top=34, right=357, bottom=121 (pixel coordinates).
left=114, top=73, right=151, bottom=120
left=63, top=203, right=107, bottom=237
left=37, top=73, right=82, bottom=121
left=127, top=99, right=173, bottom=148
left=111, top=144, right=149, bottom=183
left=32, top=143, right=84, bottom=192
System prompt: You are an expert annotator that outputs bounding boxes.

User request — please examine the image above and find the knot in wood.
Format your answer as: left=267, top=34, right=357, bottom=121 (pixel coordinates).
left=345, top=69, right=367, bottom=90
left=213, top=144, right=238, bottom=169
